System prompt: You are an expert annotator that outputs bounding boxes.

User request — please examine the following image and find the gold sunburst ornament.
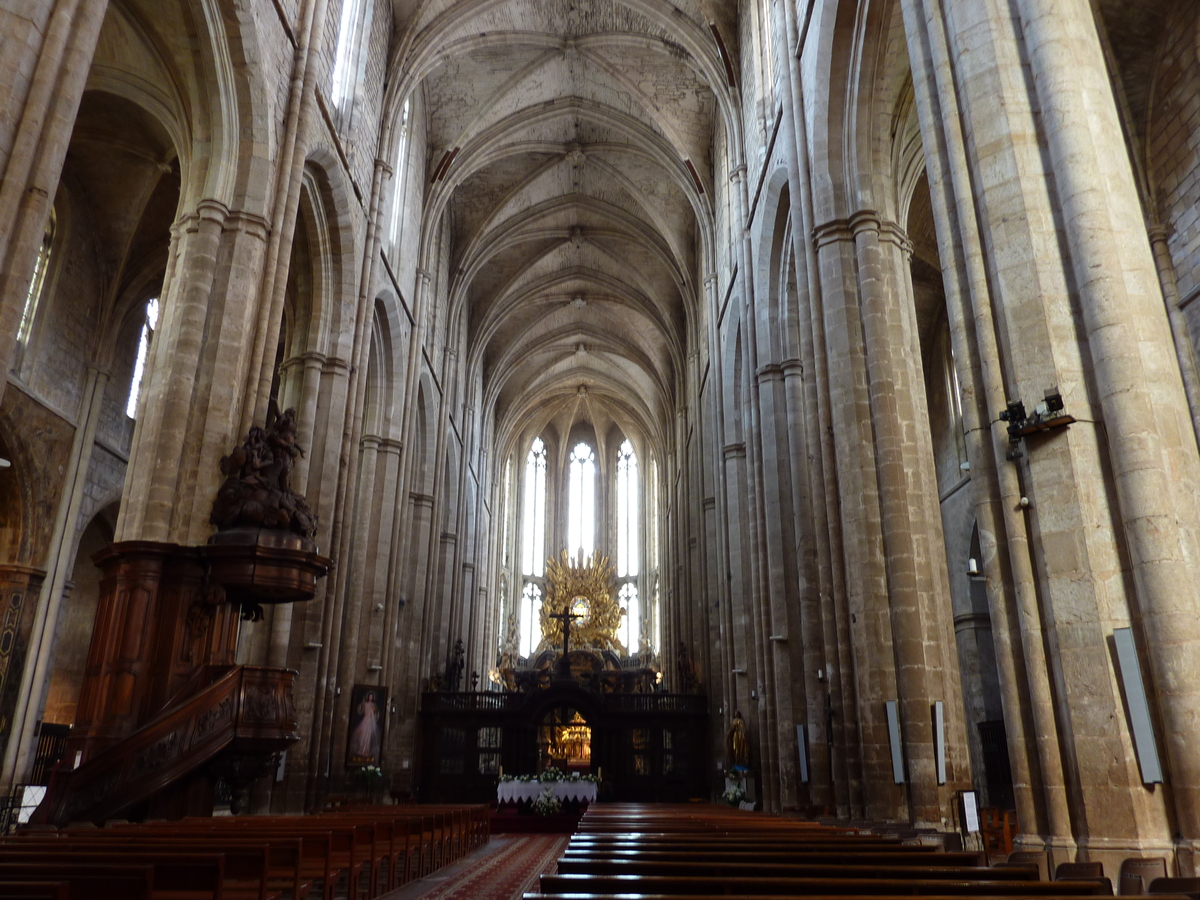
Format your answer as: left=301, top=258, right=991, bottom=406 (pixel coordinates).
left=538, top=550, right=626, bottom=655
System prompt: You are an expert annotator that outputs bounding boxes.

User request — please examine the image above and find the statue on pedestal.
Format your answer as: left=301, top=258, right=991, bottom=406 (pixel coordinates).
left=211, top=403, right=317, bottom=538
left=727, top=710, right=750, bottom=769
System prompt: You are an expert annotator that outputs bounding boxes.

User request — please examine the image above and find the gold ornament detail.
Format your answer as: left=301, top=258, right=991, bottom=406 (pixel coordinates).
left=538, top=550, right=626, bottom=655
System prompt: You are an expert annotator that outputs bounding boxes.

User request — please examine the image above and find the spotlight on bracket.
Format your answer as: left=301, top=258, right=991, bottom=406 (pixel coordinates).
left=999, top=385, right=1075, bottom=452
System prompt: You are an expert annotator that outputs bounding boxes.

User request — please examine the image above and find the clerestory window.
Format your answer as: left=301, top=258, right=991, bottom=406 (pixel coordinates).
left=387, top=98, right=412, bottom=251
left=17, top=210, right=55, bottom=347
left=522, top=438, right=547, bottom=577
left=616, top=439, right=640, bottom=652
left=567, top=442, right=596, bottom=560
left=126, top=297, right=160, bottom=419
left=330, top=0, right=374, bottom=113
left=519, top=438, right=548, bottom=658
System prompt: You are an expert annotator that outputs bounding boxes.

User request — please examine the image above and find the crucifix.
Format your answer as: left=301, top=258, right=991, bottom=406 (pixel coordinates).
left=547, top=606, right=583, bottom=678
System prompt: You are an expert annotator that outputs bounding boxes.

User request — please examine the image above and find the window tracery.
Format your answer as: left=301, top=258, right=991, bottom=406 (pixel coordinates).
left=567, top=442, right=596, bottom=560
left=520, top=438, right=547, bottom=657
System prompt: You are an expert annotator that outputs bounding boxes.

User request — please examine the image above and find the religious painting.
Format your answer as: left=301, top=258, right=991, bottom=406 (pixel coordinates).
left=345, top=684, right=387, bottom=767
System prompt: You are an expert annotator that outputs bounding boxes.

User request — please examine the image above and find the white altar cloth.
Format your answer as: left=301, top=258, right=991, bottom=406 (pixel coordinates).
left=497, top=781, right=598, bottom=804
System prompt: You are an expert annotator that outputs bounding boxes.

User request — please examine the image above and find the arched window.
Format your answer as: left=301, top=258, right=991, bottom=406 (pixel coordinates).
left=520, top=438, right=547, bottom=658
left=760, top=0, right=776, bottom=111
left=17, top=210, right=55, bottom=346
left=330, top=0, right=374, bottom=112
left=567, top=442, right=596, bottom=560
left=387, top=98, right=412, bottom=250
left=519, top=582, right=543, bottom=659
left=616, top=440, right=639, bottom=653
left=501, top=456, right=512, bottom=568
left=616, top=440, right=638, bottom=577
left=619, top=582, right=639, bottom=656
left=521, top=438, right=547, bottom=577
left=126, top=297, right=160, bottom=419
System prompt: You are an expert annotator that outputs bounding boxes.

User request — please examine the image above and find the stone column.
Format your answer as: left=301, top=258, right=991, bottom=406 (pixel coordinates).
left=1015, top=0, right=1200, bottom=844
left=896, top=0, right=1072, bottom=850
left=777, top=0, right=862, bottom=812
left=753, top=359, right=800, bottom=810
left=1, top=366, right=107, bottom=790
left=0, top=0, right=107, bottom=400
left=813, top=221, right=905, bottom=820
left=118, top=200, right=229, bottom=542
left=850, top=211, right=964, bottom=824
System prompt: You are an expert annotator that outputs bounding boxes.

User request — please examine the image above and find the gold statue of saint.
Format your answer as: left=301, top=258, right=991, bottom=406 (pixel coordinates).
left=727, top=710, right=750, bottom=768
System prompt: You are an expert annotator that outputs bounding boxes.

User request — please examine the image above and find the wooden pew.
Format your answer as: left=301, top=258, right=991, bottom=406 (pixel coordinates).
left=13, top=834, right=304, bottom=900
left=529, top=804, right=1120, bottom=900
left=0, top=863, right=155, bottom=900
left=536, top=872, right=1111, bottom=896
left=0, top=852, right=231, bottom=900
left=0, top=882, right=69, bottom=900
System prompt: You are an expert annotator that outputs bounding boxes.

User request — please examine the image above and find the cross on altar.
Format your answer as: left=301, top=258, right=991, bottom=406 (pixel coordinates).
left=548, top=606, right=583, bottom=677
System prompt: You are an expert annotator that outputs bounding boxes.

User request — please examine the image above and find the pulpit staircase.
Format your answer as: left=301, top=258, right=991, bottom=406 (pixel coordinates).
left=34, top=664, right=298, bottom=826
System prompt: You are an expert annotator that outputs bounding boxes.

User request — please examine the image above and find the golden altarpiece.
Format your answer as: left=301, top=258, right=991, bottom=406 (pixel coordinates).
left=418, top=552, right=709, bottom=804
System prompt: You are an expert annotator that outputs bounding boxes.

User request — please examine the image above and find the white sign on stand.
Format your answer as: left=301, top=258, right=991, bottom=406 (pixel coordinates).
left=960, top=790, right=980, bottom=834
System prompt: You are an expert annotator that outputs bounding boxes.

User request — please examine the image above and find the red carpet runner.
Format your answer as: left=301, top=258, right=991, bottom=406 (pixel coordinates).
left=408, top=834, right=569, bottom=900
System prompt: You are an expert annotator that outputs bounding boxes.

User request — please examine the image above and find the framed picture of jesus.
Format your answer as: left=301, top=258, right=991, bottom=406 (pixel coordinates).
left=346, top=684, right=387, bottom=767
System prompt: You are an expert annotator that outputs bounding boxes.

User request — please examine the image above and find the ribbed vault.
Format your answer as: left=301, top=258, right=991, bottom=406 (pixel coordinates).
left=389, top=0, right=729, bottom=457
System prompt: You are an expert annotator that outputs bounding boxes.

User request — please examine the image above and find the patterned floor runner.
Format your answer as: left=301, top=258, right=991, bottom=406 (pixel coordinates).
left=405, top=834, right=569, bottom=900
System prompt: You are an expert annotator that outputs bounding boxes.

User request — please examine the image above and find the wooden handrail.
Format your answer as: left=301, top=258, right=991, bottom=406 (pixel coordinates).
left=35, top=665, right=297, bottom=825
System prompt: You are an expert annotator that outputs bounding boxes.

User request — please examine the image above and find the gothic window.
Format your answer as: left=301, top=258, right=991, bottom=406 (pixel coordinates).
left=942, top=334, right=968, bottom=467
left=616, top=440, right=638, bottom=577
left=521, top=438, right=546, bottom=577
left=125, top=297, right=160, bottom=419
left=567, top=442, right=596, bottom=560
left=519, top=582, right=542, bottom=659
left=501, top=456, right=512, bottom=568
left=519, top=438, right=547, bottom=658
left=759, top=0, right=776, bottom=113
left=386, top=98, right=412, bottom=251
left=17, top=210, right=55, bottom=346
left=652, top=575, right=661, bottom=652
left=616, top=439, right=639, bottom=652
left=330, top=0, right=374, bottom=113
left=619, top=582, right=639, bottom=654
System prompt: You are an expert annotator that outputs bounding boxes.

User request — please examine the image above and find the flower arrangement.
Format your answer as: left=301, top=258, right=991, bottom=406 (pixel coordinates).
left=723, top=765, right=748, bottom=807
left=350, top=765, right=384, bottom=799
left=722, top=784, right=746, bottom=807
left=498, top=770, right=599, bottom=784
left=354, top=765, right=384, bottom=784
left=531, top=786, right=562, bottom=816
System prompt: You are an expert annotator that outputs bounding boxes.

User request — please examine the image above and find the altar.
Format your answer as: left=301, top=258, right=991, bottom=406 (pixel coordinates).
left=497, top=780, right=598, bottom=805
left=417, top=551, right=709, bottom=804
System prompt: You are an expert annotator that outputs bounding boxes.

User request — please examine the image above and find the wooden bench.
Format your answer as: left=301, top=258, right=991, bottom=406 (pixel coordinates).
left=537, top=872, right=1112, bottom=896
left=13, top=835, right=303, bottom=900
left=4, top=803, right=484, bottom=900
left=0, top=863, right=156, bottom=900
left=528, top=804, right=1121, bottom=899
left=0, top=882, right=70, bottom=900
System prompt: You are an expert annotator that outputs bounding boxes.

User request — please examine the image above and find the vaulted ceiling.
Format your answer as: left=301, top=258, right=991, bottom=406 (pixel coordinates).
left=390, top=0, right=734, bottom=456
